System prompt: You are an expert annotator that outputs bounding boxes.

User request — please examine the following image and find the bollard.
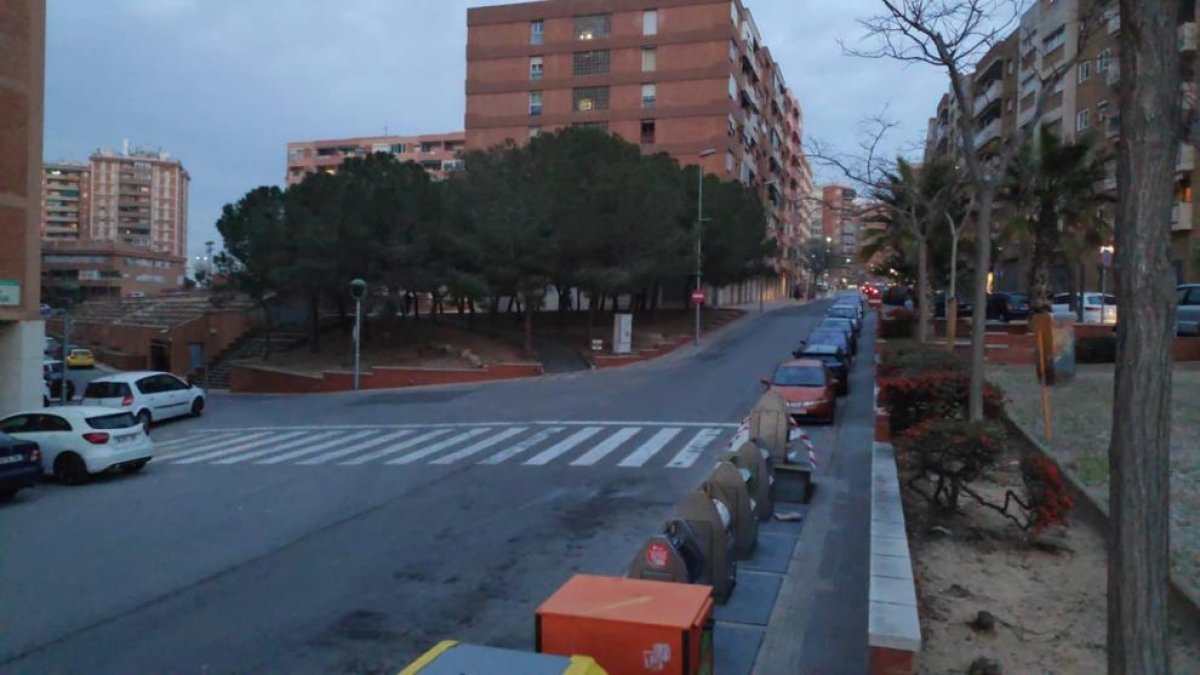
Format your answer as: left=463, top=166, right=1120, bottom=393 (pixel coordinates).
left=705, top=461, right=757, bottom=558
left=732, top=441, right=773, bottom=521
left=675, top=490, right=736, bottom=604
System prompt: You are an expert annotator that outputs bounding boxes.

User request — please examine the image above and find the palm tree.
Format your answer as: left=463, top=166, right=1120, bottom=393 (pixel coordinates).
left=1000, top=127, right=1112, bottom=312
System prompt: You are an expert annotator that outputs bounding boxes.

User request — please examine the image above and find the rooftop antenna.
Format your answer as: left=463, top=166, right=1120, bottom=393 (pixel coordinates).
left=122, top=138, right=130, bottom=156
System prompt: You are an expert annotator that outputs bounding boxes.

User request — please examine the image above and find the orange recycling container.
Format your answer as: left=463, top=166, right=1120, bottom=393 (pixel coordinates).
left=536, top=574, right=714, bottom=675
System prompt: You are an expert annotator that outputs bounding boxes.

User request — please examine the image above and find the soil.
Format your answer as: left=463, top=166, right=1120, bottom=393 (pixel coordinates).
left=901, top=438, right=1200, bottom=674
left=532, top=308, right=744, bottom=352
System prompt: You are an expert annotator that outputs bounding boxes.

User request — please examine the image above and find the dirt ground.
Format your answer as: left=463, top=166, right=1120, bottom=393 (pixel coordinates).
left=532, top=308, right=745, bottom=351
left=903, top=446, right=1200, bottom=674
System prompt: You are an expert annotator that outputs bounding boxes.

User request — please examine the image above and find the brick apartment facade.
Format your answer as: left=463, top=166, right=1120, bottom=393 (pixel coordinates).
left=925, top=0, right=1200, bottom=290
left=819, top=184, right=867, bottom=284
left=464, top=0, right=816, bottom=296
left=285, top=132, right=466, bottom=186
left=39, top=147, right=188, bottom=301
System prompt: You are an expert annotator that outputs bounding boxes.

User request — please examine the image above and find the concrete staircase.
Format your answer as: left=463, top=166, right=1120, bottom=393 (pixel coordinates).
left=198, top=330, right=306, bottom=389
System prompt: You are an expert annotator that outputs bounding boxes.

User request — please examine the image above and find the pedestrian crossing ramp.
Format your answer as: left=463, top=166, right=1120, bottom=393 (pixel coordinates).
left=152, top=422, right=738, bottom=470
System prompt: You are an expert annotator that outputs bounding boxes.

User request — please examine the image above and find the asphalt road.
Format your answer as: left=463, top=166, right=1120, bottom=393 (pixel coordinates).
left=0, top=299, right=867, bottom=674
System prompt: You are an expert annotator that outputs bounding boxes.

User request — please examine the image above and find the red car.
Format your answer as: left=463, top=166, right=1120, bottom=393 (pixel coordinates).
left=762, top=359, right=837, bottom=424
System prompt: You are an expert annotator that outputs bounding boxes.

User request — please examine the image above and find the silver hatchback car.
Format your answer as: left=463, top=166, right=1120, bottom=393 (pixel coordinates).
left=1179, top=284, right=1200, bottom=336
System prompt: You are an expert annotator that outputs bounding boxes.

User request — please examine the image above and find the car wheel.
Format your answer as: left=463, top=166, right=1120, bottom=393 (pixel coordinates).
left=137, top=410, right=152, bottom=433
left=190, top=397, right=205, bottom=417
left=0, top=487, right=18, bottom=501
left=43, top=396, right=49, bottom=407
left=54, top=452, right=89, bottom=485
left=122, top=459, right=149, bottom=474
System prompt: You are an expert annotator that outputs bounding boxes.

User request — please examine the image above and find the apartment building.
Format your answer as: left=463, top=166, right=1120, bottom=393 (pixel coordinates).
left=464, top=0, right=816, bottom=297
left=285, top=132, right=466, bottom=186
left=925, top=0, right=1200, bottom=288
left=88, top=147, right=189, bottom=258
left=42, top=241, right=185, bottom=302
left=41, top=162, right=90, bottom=243
left=819, top=184, right=867, bottom=283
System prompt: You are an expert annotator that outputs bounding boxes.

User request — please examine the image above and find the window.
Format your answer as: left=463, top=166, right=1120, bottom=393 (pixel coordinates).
left=643, top=9, right=658, bottom=35
left=573, top=86, right=609, bottom=111
left=136, top=376, right=161, bottom=394
left=1077, top=60, right=1091, bottom=83
left=1076, top=108, right=1090, bottom=131
left=729, top=39, right=738, bottom=62
left=528, top=126, right=541, bottom=138
left=575, top=14, right=610, bottom=40
left=641, top=83, right=657, bottom=108
left=531, top=20, right=544, bottom=45
left=640, top=119, right=656, bottom=144
left=642, top=47, right=657, bottom=72
left=728, top=75, right=737, bottom=99
left=529, top=91, right=543, bottom=116
left=390, top=143, right=407, bottom=154
left=530, top=56, right=543, bottom=81
left=1097, top=48, right=1112, bottom=72
left=573, top=50, right=610, bottom=75
left=1043, top=26, right=1066, bottom=52
left=1097, top=99, right=1109, bottom=121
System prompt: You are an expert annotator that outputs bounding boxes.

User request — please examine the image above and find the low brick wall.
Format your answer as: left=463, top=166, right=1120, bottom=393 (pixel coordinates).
left=230, top=362, right=544, bottom=394
left=589, top=334, right=693, bottom=369
left=1175, top=337, right=1200, bottom=361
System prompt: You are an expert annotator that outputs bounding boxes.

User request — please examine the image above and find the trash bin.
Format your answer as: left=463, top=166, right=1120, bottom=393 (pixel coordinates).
left=399, top=640, right=607, bottom=675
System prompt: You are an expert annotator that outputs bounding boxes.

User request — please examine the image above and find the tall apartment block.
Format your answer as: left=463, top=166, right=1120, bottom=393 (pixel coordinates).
left=464, top=0, right=816, bottom=298
left=820, top=184, right=867, bottom=283
left=40, top=146, right=189, bottom=301
left=285, top=132, right=466, bottom=186
left=925, top=0, right=1200, bottom=288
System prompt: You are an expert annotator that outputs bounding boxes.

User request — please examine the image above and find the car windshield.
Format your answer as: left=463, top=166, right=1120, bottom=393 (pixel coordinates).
left=84, top=382, right=130, bottom=398
left=772, top=365, right=826, bottom=387
left=85, top=412, right=140, bottom=430
left=44, top=362, right=63, bottom=375
left=71, top=349, right=92, bottom=356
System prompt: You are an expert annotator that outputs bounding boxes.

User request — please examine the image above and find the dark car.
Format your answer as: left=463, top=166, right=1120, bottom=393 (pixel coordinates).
left=817, top=318, right=858, bottom=355
left=792, top=342, right=850, bottom=395
left=802, top=329, right=854, bottom=363
left=933, top=291, right=973, bottom=318
left=826, top=305, right=862, bottom=332
left=987, top=292, right=1031, bottom=322
left=0, top=432, right=43, bottom=500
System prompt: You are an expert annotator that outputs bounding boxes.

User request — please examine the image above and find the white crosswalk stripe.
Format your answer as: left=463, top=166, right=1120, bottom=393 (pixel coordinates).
left=569, top=427, right=641, bottom=466
left=431, top=427, right=528, bottom=465
left=298, top=430, right=415, bottom=465
left=155, top=422, right=730, bottom=470
left=617, top=427, right=682, bottom=467
left=339, top=429, right=454, bottom=465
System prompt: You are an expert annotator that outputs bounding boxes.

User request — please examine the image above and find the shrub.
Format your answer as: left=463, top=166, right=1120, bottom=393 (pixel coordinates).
left=1076, top=335, right=1116, bottom=363
left=895, top=419, right=1005, bottom=511
left=879, top=342, right=968, bottom=378
left=1020, top=454, right=1074, bottom=537
left=880, top=308, right=915, bottom=338
left=879, top=372, right=1006, bottom=432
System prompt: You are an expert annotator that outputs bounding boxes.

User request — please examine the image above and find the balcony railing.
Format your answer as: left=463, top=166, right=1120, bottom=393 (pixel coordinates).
left=1180, top=144, right=1195, bottom=173
left=974, top=118, right=1002, bottom=147
left=973, top=79, right=1003, bottom=115
left=1107, top=63, right=1120, bottom=85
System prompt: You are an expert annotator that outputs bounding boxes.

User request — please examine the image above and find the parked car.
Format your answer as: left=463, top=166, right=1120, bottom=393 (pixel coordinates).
left=987, top=292, right=1031, bottom=322
left=65, top=348, right=95, bottom=369
left=791, top=343, right=850, bottom=395
left=0, top=432, right=43, bottom=500
left=932, top=291, right=973, bottom=318
left=762, top=359, right=837, bottom=424
left=826, top=304, right=862, bottom=332
left=817, top=318, right=858, bottom=355
left=804, top=327, right=855, bottom=360
left=1052, top=292, right=1117, bottom=324
left=862, top=283, right=883, bottom=307
left=43, top=336, right=60, bottom=357
left=42, top=359, right=75, bottom=401
left=1178, top=284, right=1200, bottom=336
left=82, top=371, right=206, bottom=431
left=0, top=407, right=152, bottom=485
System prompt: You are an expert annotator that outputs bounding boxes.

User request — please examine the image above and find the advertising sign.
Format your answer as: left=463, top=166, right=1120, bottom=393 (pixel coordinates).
left=613, top=313, right=633, bottom=355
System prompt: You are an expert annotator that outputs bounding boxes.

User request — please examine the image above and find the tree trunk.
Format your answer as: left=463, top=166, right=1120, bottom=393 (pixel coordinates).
left=489, top=296, right=500, bottom=327
left=308, top=291, right=321, bottom=353
left=586, top=288, right=597, bottom=342
left=649, top=281, right=660, bottom=323
left=522, top=290, right=535, bottom=357
left=1028, top=207, right=1060, bottom=312
left=916, top=235, right=931, bottom=343
left=1108, top=3, right=1177, bottom=671
left=968, top=191, right=993, bottom=421
left=260, top=298, right=273, bottom=362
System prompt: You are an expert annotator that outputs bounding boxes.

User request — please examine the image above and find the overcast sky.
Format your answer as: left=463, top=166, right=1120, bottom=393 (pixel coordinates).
left=44, top=0, right=949, bottom=261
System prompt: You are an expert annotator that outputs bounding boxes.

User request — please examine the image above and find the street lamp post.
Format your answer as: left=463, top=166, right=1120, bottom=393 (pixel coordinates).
left=1099, top=245, right=1115, bottom=323
left=695, top=148, right=716, bottom=346
left=349, top=279, right=366, bottom=391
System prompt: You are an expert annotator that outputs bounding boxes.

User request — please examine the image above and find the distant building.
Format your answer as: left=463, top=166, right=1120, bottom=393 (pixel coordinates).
left=820, top=184, right=866, bottom=284
left=40, top=145, right=189, bottom=300
left=285, top=132, right=466, bottom=186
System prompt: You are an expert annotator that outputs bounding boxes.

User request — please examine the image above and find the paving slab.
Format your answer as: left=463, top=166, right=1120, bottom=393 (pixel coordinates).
left=740, top=532, right=794, bottom=574
left=714, top=571, right=783, bottom=626
left=714, top=622, right=765, bottom=675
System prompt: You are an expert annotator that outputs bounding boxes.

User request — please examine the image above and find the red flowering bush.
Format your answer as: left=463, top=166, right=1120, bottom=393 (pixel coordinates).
left=879, top=372, right=1005, bottom=433
left=1020, top=454, right=1074, bottom=537
left=895, top=419, right=1005, bottom=511
left=878, top=343, right=967, bottom=378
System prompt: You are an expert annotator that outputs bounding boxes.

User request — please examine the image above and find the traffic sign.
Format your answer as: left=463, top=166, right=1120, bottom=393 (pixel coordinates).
left=691, top=289, right=705, bottom=304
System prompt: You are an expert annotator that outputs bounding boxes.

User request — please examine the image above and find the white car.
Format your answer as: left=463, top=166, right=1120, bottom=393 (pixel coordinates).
left=82, top=371, right=206, bottom=430
left=1052, top=292, right=1117, bottom=324
left=0, top=407, right=154, bottom=484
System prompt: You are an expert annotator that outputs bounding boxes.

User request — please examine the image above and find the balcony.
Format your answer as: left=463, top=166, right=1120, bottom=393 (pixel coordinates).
left=1107, top=63, right=1120, bottom=86
left=1172, top=201, right=1194, bottom=232
left=1103, top=175, right=1117, bottom=192
left=974, top=118, right=1002, bottom=147
left=1182, top=22, right=1197, bottom=52
left=1180, top=144, right=1195, bottom=173
left=973, top=79, right=1003, bottom=114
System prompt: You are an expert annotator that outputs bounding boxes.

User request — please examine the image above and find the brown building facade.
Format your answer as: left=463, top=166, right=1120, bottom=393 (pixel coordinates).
left=285, top=132, right=466, bottom=186
left=465, top=0, right=815, bottom=296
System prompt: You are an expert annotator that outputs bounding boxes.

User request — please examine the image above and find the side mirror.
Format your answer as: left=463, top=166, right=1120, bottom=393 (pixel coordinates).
left=791, top=350, right=801, bottom=358
left=760, top=377, right=770, bottom=387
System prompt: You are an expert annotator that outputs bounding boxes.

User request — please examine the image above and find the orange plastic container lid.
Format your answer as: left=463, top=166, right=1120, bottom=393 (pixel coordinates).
left=537, top=575, right=713, bottom=629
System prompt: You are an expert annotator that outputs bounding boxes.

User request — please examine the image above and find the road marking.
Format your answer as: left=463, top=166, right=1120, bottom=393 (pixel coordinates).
left=431, top=427, right=528, bottom=465
left=666, top=428, right=723, bottom=468
left=480, top=426, right=565, bottom=465
left=253, top=430, right=378, bottom=465
left=208, top=431, right=343, bottom=465
left=618, top=427, right=682, bottom=467
left=297, top=430, right=416, bottom=465
left=339, top=429, right=454, bottom=465
left=524, top=426, right=603, bottom=466
left=536, top=420, right=739, bottom=428
left=162, top=432, right=272, bottom=461
left=570, top=427, right=640, bottom=466
left=154, top=434, right=222, bottom=451
left=385, top=428, right=492, bottom=465
left=171, top=431, right=309, bottom=465
left=180, top=421, right=739, bottom=434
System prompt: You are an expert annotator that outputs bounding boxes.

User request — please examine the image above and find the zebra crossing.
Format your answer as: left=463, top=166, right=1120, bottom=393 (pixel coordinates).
left=151, top=422, right=739, bottom=470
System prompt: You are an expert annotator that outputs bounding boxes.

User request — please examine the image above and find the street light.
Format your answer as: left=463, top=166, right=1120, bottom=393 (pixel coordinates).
left=349, top=278, right=366, bottom=391
left=695, top=148, right=717, bottom=347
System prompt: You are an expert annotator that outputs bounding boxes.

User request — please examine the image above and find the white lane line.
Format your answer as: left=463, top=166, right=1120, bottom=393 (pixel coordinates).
left=536, top=420, right=740, bottom=428
left=297, top=430, right=415, bottom=465
left=666, top=428, right=723, bottom=469
left=208, top=431, right=344, bottom=465
left=524, top=426, right=603, bottom=466
left=431, top=427, right=528, bottom=465
left=570, top=427, right=641, bottom=466
left=385, top=428, right=492, bottom=465
left=340, top=429, right=454, bottom=465
left=253, top=430, right=379, bottom=465
left=171, top=431, right=309, bottom=465
left=186, top=421, right=740, bottom=434
left=162, top=432, right=272, bottom=461
left=480, top=426, right=565, bottom=465
left=153, top=434, right=217, bottom=451
left=617, top=427, right=682, bottom=467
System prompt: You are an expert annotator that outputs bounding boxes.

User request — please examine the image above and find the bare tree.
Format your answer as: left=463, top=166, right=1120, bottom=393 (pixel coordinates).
left=851, top=0, right=1100, bottom=420
left=1107, top=1, right=1179, bottom=671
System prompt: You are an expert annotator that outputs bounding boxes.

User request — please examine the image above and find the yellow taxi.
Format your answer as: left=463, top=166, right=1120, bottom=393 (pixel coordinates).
left=65, top=348, right=95, bottom=369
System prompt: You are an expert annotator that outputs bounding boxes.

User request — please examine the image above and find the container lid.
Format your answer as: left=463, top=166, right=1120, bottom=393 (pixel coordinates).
left=412, top=642, right=576, bottom=674
left=537, top=574, right=713, bottom=629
